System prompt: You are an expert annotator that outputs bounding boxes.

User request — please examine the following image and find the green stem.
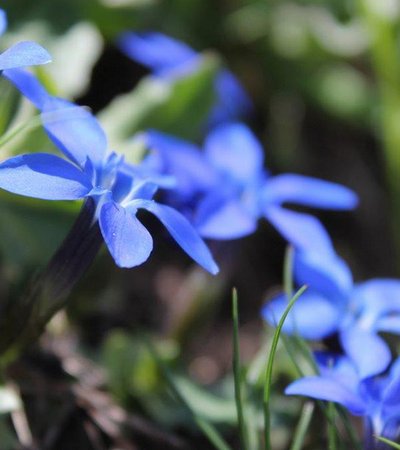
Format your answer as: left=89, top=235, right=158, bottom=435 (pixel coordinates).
left=0, top=199, right=103, bottom=362
left=232, top=288, right=249, bottom=450
left=263, top=285, right=307, bottom=450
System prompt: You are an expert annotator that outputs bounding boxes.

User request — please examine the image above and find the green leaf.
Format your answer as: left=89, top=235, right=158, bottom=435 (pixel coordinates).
left=99, top=54, right=219, bottom=146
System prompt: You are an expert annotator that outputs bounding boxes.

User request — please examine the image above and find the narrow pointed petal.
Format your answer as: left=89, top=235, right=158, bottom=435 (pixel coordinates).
left=99, top=201, right=153, bottom=268
left=118, top=32, right=198, bottom=77
left=3, top=68, right=49, bottom=109
left=353, top=279, right=400, bottom=319
left=262, top=291, right=341, bottom=340
left=135, top=200, right=219, bottom=274
left=196, top=197, right=257, bottom=239
left=204, top=122, right=263, bottom=182
left=265, top=206, right=334, bottom=255
left=294, top=250, right=353, bottom=298
left=0, top=41, right=51, bottom=71
left=340, top=327, right=391, bottom=379
left=41, top=98, right=107, bottom=168
left=209, top=70, right=253, bottom=125
left=264, top=174, right=358, bottom=210
left=285, top=377, right=366, bottom=415
left=0, top=9, right=7, bottom=36
left=0, top=153, right=92, bottom=200
left=146, top=130, right=217, bottom=197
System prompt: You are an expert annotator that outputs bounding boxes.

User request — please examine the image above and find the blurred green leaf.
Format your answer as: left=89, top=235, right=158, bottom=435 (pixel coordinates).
left=99, top=54, right=219, bottom=146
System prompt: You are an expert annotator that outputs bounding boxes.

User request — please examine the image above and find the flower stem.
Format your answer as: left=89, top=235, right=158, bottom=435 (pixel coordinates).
left=0, top=198, right=103, bottom=362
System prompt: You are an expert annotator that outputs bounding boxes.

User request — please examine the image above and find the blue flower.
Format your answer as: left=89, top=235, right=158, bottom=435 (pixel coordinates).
left=0, top=9, right=51, bottom=71
left=144, top=123, right=358, bottom=255
left=0, top=69, right=218, bottom=274
left=262, top=248, right=400, bottom=378
left=286, top=352, right=400, bottom=443
left=117, top=31, right=253, bottom=126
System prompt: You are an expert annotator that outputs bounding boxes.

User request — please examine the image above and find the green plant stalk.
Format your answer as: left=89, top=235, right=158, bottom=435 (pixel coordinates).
left=232, top=288, right=249, bottom=450
left=375, top=436, right=400, bottom=449
left=263, top=284, right=307, bottom=450
left=144, top=337, right=232, bottom=450
left=327, top=401, right=337, bottom=450
left=357, top=0, right=400, bottom=254
left=290, top=402, right=314, bottom=450
left=0, top=198, right=103, bottom=363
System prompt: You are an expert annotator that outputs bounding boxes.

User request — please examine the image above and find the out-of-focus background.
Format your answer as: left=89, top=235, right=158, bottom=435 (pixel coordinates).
left=0, top=0, right=398, bottom=448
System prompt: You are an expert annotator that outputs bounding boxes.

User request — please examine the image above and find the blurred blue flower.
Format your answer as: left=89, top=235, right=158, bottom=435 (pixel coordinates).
left=117, top=31, right=253, bottom=126
left=262, top=249, right=400, bottom=378
left=286, top=352, right=400, bottom=443
left=0, top=9, right=51, bottom=71
left=144, top=123, right=358, bottom=256
left=0, top=69, right=218, bottom=274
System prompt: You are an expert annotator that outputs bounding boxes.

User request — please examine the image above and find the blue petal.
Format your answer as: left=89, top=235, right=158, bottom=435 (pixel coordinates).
left=204, top=122, right=263, bottom=183
left=340, top=327, right=391, bottom=379
left=285, top=376, right=366, bottom=415
left=99, top=201, right=153, bottom=268
left=0, top=9, right=7, bottom=36
left=41, top=98, right=107, bottom=168
left=196, top=197, right=257, bottom=239
left=294, top=250, right=353, bottom=298
left=382, top=365, right=400, bottom=406
left=262, top=291, right=341, bottom=340
left=264, top=206, right=334, bottom=255
left=208, top=70, right=253, bottom=125
left=264, top=174, right=358, bottom=210
left=145, top=130, right=217, bottom=198
left=3, top=68, right=50, bottom=109
left=315, top=352, right=360, bottom=390
left=0, top=153, right=92, bottom=200
left=375, top=317, right=400, bottom=334
left=117, top=32, right=199, bottom=78
left=134, top=200, right=219, bottom=274
left=353, top=279, right=400, bottom=320
left=0, top=41, right=51, bottom=71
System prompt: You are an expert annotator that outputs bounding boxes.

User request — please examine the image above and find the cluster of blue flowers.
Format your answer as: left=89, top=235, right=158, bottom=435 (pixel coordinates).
left=262, top=212, right=400, bottom=441
left=2, top=9, right=397, bottom=445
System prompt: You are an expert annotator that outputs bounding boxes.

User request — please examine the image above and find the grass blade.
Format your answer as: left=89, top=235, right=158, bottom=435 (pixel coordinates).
left=290, top=401, right=314, bottom=450
left=327, top=402, right=337, bottom=450
left=263, top=284, right=307, bottom=450
left=375, top=436, right=400, bottom=449
left=232, top=288, right=249, bottom=450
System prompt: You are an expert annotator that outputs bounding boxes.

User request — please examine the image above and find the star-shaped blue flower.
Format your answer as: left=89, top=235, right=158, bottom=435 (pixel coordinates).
left=143, top=123, right=358, bottom=256
left=0, top=69, right=218, bottom=274
left=286, top=352, right=400, bottom=443
left=117, top=31, right=253, bottom=126
left=0, top=9, right=51, bottom=72
left=263, top=247, right=400, bottom=378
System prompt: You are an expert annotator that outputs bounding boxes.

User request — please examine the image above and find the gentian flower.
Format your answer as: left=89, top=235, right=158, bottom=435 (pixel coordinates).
left=262, top=248, right=400, bottom=378
left=144, top=124, right=358, bottom=255
left=0, top=9, right=51, bottom=71
left=286, top=352, right=400, bottom=446
left=0, top=69, right=218, bottom=274
left=117, top=31, right=253, bottom=126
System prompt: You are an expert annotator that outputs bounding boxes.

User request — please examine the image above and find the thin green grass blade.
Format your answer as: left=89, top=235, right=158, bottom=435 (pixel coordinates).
left=375, top=436, right=400, bottom=449
left=327, top=401, right=337, bottom=450
left=290, top=402, right=314, bottom=450
left=263, top=284, right=307, bottom=450
left=232, top=288, right=249, bottom=450
left=144, top=337, right=232, bottom=450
